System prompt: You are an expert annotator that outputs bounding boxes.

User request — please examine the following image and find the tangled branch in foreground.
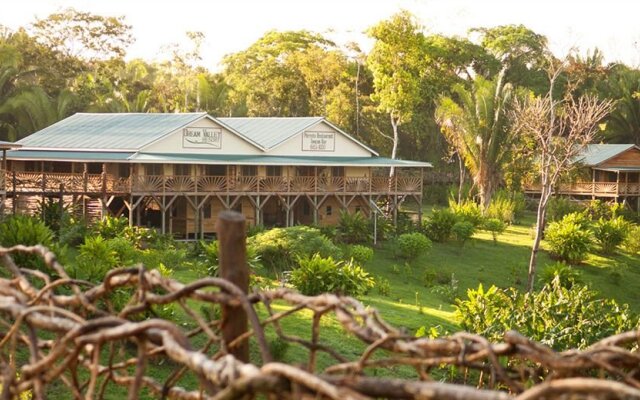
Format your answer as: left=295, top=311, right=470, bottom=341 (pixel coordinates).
left=1, top=245, right=640, bottom=399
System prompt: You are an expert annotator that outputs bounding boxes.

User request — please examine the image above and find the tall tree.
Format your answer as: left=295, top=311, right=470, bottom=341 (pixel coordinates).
left=30, top=8, right=133, bottom=61
left=511, top=61, right=613, bottom=292
left=367, top=11, right=425, bottom=176
left=436, top=72, right=514, bottom=208
left=473, top=25, right=550, bottom=94
left=600, top=65, right=640, bottom=145
left=223, top=30, right=346, bottom=117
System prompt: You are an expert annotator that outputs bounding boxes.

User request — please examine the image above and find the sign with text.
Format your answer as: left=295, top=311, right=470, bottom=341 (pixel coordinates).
left=182, top=128, right=222, bottom=149
left=301, top=131, right=335, bottom=152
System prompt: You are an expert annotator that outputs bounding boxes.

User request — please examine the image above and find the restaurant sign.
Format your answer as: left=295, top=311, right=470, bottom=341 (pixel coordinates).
left=302, top=131, right=335, bottom=152
left=182, top=128, right=222, bottom=149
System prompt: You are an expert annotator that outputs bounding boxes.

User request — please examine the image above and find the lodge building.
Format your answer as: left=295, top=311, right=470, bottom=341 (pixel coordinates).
left=1, top=113, right=431, bottom=238
left=525, top=144, right=640, bottom=209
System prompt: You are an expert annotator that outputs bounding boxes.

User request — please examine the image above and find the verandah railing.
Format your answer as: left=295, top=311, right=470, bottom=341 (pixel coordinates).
left=7, top=172, right=425, bottom=195
left=525, top=182, right=640, bottom=196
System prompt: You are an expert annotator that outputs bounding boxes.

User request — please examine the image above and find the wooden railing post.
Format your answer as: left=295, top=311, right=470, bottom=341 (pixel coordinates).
left=215, top=211, right=249, bottom=362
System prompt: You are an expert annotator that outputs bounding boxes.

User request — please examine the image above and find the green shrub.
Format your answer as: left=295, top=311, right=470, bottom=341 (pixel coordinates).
left=376, top=277, right=391, bottom=296
left=107, top=237, right=140, bottom=266
left=36, top=197, right=72, bottom=235
left=449, top=199, right=484, bottom=227
left=451, top=221, right=475, bottom=246
left=336, top=210, right=370, bottom=244
left=196, top=239, right=262, bottom=276
left=455, top=279, right=637, bottom=350
left=92, top=215, right=153, bottom=248
left=583, top=200, right=628, bottom=221
left=624, top=225, right=640, bottom=254
left=422, top=208, right=457, bottom=242
left=346, top=244, right=374, bottom=265
left=486, top=191, right=525, bottom=224
left=75, top=236, right=118, bottom=282
left=289, top=254, right=374, bottom=296
left=249, top=226, right=341, bottom=271
left=547, top=197, right=582, bottom=221
left=545, top=213, right=593, bottom=264
left=0, top=215, right=54, bottom=271
left=370, top=215, right=394, bottom=242
left=560, top=211, right=592, bottom=230
left=483, top=218, right=506, bottom=244
left=592, top=216, right=629, bottom=254
left=539, top=261, right=581, bottom=288
left=58, top=215, right=89, bottom=247
left=430, top=273, right=459, bottom=303
left=396, top=232, right=431, bottom=261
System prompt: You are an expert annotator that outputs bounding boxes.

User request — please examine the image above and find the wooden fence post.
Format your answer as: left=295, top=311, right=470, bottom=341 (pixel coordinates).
left=215, top=210, right=249, bottom=363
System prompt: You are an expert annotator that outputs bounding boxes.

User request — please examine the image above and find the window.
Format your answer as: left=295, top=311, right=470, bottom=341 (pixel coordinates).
left=24, top=161, right=38, bottom=172
left=203, top=202, right=212, bottom=219
left=241, top=165, right=257, bottom=176
left=296, top=166, right=313, bottom=176
left=331, top=166, right=344, bottom=177
left=52, top=162, right=72, bottom=173
left=326, top=205, right=332, bottom=216
left=87, top=163, right=102, bottom=174
left=173, top=164, right=191, bottom=176
left=204, top=165, right=226, bottom=176
left=303, top=201, right=311, bottom=216
left=266, top=166, right=282, bottom=177
left=118, top=164, right=130, bottom=178
left=145, top=164, right=164, bottom=175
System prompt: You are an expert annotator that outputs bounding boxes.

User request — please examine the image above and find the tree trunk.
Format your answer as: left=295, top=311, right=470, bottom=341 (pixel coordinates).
left=527, top=187, right=550, bottom=292
left=457, top=152, right=465, bottom=204
left=389, top=114, right=399, bottom=178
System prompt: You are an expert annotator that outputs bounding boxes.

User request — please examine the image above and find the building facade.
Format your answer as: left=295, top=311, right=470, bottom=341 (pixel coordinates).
left=525, top=144, right=640, bottom=209
left=3, top=113, right=431, bottom=238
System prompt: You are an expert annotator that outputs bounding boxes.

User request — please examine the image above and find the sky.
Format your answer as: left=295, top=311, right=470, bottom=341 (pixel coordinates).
left=2, top=0, right=640, bottom=69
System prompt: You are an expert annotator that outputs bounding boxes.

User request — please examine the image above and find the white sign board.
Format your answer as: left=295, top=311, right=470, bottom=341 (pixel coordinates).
left=182, top=128, right=222, bottom=149
left=302, top=131, right=335, bottom=152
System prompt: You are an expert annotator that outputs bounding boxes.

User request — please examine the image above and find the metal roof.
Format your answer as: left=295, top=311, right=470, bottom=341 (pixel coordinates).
left=7, top=150, right=134, bottom=162
left=577, top=144, right=638, bottom=166
left=217, top=117, right=324, bottom=150
left=594, top=166, right=640, bottom=172
left=132, top=153, right=432, bottom=167
left=17, top=113, right=208, bottom=150
left=0, top=141, right=21, bottom=150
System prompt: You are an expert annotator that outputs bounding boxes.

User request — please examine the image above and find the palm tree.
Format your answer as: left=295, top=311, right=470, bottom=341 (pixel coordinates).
left=602, top=66, right=640, bottom=145
left=436, top=72, right=514, bottom=209
left=0, top=87, right=76, bottom=139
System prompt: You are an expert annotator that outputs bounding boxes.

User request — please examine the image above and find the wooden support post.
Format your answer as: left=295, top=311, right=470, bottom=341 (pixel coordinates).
left=12, top=171, right=16, bottom=214
left=216, top=211, right=249, bottom=363
left=161, top=194, right=166, bottom=234
left=82, top=163, right=88, bottom=219
left=101, top=163, right=108, bottom=217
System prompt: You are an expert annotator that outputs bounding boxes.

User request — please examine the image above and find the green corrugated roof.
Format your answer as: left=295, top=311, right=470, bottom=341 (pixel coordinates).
left=17, top=113, right=207, bottom=150
left=132, top=153, right=432, bottom=167
left=578, top=144, right=638, bottom=166
left=217, top=117, right=324, bottom=150
left=7, top=150, right=134, bottom=162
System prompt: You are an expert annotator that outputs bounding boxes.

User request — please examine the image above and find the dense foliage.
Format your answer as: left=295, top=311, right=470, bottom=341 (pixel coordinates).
left=396, top=232, right=432, bottom=260
left=455, top=279, right=637, bottom=350
left=545, top=213, right=593, bottom=263
left=249, top=226, right=341, bottom=271
left=289, top=254, right=374, bottom=296
left=0, top=215, right=54, bottom=271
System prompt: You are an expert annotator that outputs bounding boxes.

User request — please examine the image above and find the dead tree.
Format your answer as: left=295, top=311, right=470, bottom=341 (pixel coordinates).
left=511, top=63, right=613, bottom=292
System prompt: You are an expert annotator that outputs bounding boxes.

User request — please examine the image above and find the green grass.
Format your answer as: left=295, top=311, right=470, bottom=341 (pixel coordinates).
left=42, top=211, right=640, bottom=397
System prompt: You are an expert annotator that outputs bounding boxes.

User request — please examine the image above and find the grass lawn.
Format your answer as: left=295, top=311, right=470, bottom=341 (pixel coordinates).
left=40, top=210, right=640, bottom=397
